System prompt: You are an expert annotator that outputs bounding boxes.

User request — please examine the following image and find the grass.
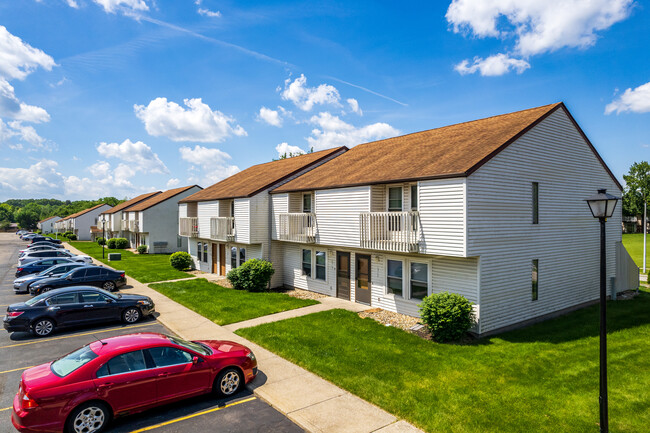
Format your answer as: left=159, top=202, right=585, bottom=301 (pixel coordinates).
left=150, top=278, right=319, bottom=325
left=622, top=233, right=649, bottom=272
left=237, top=290, right=650, bottom=433
left=69, top=241, right=192, bottom=283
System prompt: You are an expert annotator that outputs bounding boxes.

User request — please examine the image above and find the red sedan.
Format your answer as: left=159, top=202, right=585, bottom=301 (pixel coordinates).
left=12, top=333, right=258, bottom=433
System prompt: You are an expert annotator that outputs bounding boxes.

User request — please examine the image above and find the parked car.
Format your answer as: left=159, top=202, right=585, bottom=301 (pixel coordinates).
left=30, top=236, right=62, bottom=245
left=10, top=333, right=257, bottom=433
left=21, top=233, right=37, bottom=240
left=18, top=250, right=91, bottom=266
left=29, top=266, right=126, bottom=293
left=28, top=241, right=66, bottom=249
left=19, top=245, right=67, bottom=256
left=16, top=230, right=28, bottom=236
left=3, top=287, right=155, bottom=337
left=13, top=263, right=90, bottom=294
left=15, top=258, right=84, bottom=278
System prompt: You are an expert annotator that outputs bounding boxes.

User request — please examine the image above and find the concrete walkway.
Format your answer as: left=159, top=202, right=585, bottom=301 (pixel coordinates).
left=64, top=243, right=425, bottom=433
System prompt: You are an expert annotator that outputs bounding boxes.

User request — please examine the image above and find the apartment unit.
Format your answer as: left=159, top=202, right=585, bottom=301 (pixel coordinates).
left=37, top=216, right=61, bottom=234
left=178, top=147, right=346, bottom=279
left=98, top=191, right=162, bottom=239
left=55, top=204, right=112, bottom=240
left=122, top=185, right=202, bottom=253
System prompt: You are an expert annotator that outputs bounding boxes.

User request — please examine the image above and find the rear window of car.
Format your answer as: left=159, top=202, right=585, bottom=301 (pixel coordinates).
left=97, top=350, right=147, bottom=377
left=51, top=345, right=98, bottom=377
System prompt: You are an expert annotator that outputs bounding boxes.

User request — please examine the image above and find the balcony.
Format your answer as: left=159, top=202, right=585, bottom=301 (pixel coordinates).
left=278, top=213, right=316, bottom=243
left=359, top=211, right=420, bottom=253
left=179, top=217, right=199, bottom=237
left=128, top=220, right=140, bottom=232
left=121, top=219, right=129, bottom=231
left=210, top=217, right=236, bottom=241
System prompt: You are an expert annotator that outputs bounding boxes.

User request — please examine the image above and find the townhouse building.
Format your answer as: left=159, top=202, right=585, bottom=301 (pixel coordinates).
left=55, top=204, right=112, bottom=240
left=98, top=191, right=162, bottom=239
left=37, top=216, right=61, bottom=234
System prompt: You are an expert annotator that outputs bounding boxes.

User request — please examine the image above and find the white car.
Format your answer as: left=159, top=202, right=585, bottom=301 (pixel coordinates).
left=19, top=245, right=68, bottom=257
left=18, top=250, right=92, bottom=266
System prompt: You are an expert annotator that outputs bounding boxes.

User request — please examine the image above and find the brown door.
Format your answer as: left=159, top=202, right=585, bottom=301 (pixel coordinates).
left=212, top=244, right=218, bottom=274
left=219, top=244, right=226, bottom=276
left=355, top=254, right=371, bottom=305
left=336, top=252, right=351, bottom=300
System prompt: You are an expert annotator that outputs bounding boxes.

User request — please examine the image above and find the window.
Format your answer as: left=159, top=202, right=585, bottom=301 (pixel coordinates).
left=147, top=347, right=193, bottom=367
left=532, top=182, right=539, bottom=224
left=51, top=345, right=98, bottom=377
left=230, top=201, right=235, bottom=217
left=177, top=236, right=182, bottom=248
left=98, top=350, right=147, bottom=377
left=239, top=247, right=246, bottom=265
left=315, top=251, right=326, bottom=281
left=410, top=262, right=428, bottom=300
left=302, top=249, right=312, bottom=277
left=84, top=268, right=101, bottom=278
left=80, top=292, right=109, bottom=303
left=197, top=242, right=202, bottom=262
left=532, top=259, right=539, bottom=301
left=231, top=247, right=237, bottom=269
left=410, top=185, right=418, bottom=210
left=203, top=243, right=208, bottom=263
left=303, top=193, right=312, bottom=213
left=48, top=293, right=79, bottom=305
left=388, top=187, right=402, bottom=212
left=387, top=259, right=403, bottom=297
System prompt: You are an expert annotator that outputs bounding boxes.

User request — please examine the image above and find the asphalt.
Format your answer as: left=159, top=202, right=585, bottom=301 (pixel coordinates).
left=0, top=233, right=303, bottom=433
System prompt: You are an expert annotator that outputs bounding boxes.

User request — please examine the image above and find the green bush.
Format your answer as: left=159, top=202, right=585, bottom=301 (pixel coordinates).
left=419, top=292, right=475, bottom=343
left=97, top=237, right=106, bottom=245
left=227, top=259, right=275, bottom=292
left=170, top=251, right=193, bottom=271
left=67, top=234, right=77, bottom=241
left=63, top=231, right=73, bottom=238
left=114, top=238, right=129, bottom=249
left=106, top=238, right=117, bottom=249
left=137, top=245, right=148, bottom=254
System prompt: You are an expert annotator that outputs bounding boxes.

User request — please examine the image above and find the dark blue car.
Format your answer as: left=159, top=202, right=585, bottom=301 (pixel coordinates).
left=15, top=258, right=77, bottom=278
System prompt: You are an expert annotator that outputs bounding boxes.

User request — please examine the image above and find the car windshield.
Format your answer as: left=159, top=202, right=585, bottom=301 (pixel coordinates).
left=95, top=288, right=118, bottom=300
left=167, top=335, right=211, bottom=356
left=51, top=345, right=98, bottom=377
left=25, top=292, right=49, bottom=306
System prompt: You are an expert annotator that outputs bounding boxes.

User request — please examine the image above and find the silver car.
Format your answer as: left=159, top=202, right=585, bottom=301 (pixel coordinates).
left=18, top=250, right=92, bottom=266
left=13, top=262, right=90, bottom=294
left=19, top=245, right=68, bottom=257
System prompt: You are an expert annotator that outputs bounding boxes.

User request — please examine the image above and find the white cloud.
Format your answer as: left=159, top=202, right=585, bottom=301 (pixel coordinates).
left=605, top=82, right=650, bottom=114
left=0, top=118, right=50, bottom=151
left=347, top=98, right=362, bottom=115
left=306, top=112, right=399, bottom=151
left=0, top=79, right=50, bottom=122
left=166, top=178, right=180, bottom=188
left=96, top=139, right=168, bottom=174
left=0, top=159, right=64, bottom=197
left=134, top=97, right=246, bottom=143
left=198, top=8, right=221, bottom=17
left=258, top=106, right=283, bottom=127
left=179, top=145, right=240, bottom=185
left=93, top=0, right=149, bottom=14
left=0, top=26, right=55, bottom=81
left=66, top=0, right=79, bottom=8
left=281, top=74, right=341, bottom=111
left=275, top=142, right=306, bottom=157
left=454, top=54, right=530, bottom=76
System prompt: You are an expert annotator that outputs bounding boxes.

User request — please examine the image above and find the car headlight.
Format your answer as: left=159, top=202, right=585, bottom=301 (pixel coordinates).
left=246, top=351, right=256, bottom=361
left=137, top=300, right=151, bottom=306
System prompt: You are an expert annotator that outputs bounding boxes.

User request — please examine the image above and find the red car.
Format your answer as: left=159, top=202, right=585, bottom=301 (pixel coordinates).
left=12, top=333, right=258, bottom=433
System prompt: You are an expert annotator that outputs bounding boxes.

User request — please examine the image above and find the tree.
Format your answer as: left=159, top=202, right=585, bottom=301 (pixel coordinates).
left=15, top=208, right=40, bottom=229
left=0, top=203, right=14, bottom=222
left=623, top=161, right=650, bottom=271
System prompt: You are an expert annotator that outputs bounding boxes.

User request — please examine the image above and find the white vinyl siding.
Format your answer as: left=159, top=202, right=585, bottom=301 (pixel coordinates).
left=178, top=203, right=188, bottom=219
left=249, top=193, right=269, bottom=258
left=271, top=194, right=288, bottom=240
left=197, top=200, right=219, bottom=240
left=234, top=198, right=250, bottom=244
left=315, top=186, right=370, bottom=247
left=418, top=177, right=466, bottom=257
left=281, top=243, right=334, bottom=296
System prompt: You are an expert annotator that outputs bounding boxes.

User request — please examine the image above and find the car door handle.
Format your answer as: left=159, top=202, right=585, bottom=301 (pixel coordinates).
left=97, top=383, right=114, bottom=389
left=83, top=305, right=94, bottom=308
left=157, top=372, right=170, bottom=377
left=49, top=306, right=60, bottom=310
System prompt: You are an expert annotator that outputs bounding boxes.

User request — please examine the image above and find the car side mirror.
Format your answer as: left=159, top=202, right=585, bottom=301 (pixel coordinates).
left=192, top=356, right=200, bottom=364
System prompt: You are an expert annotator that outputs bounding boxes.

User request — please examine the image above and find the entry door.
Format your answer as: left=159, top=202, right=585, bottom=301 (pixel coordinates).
left=336, top=252, right=351, bottom=300
left=219, top=244, right=226, bottom=276
left=212, top=244, right=218, bottom=274
left=355, top=254, right=371, bottom=305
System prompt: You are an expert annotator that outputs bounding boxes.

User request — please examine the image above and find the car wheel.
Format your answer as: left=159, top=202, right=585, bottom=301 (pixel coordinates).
left=102, top=281, right=115, bottom=291
left=65, top=401, right=110, bottom=433
left=213, top=368, right=243, bottom=397
left=122, top=307, right=140, bottom=324
left=32, top=318, right=55, bottom=337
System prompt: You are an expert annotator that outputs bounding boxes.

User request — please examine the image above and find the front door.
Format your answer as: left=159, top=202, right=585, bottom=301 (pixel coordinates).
left=355, top=254, right=371, bottom=305
left=212, top=244, right=218, bottom=274
left=336, top=252, right=351, bottom=300
left=219, top=244, right=226, bottom=275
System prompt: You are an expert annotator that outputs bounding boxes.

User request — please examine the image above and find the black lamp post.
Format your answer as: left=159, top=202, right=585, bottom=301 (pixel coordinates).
left=585, top=188, right=619, bottom=433
left=102, top=218, right=106, bottom=259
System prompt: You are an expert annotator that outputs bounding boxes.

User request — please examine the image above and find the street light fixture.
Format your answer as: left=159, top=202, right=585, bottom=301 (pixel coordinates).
left=585, top=188, right=619, bottom=433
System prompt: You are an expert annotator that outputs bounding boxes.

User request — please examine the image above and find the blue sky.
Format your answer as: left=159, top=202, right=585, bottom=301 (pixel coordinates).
left=0, top=0, right=648, bottom=200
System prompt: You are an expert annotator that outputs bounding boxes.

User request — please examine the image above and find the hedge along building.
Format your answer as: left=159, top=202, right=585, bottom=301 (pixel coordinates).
left=268, top=102, right=636, bottom=335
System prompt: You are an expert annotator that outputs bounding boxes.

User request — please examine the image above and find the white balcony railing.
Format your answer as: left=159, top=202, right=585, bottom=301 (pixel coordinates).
left=359, top=211, right=420, bottom=253
left=128, top=220, right=140, bottom=232
left=210, top=217, right=236, bottom=241
left=278, top=213, right=316, bottom=243
left=179, top=217, right=199, bottom=237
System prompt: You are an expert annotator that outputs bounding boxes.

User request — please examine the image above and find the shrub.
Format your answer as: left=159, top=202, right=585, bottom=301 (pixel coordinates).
left=419, top=292, right=475, bottom=343
left=137, top=245, right=148, bottom=254
left=106, top=238, right=117, bottom=249
left=227, top=259, right=275, bottom=292
left=97, top=237, right=106, bottom=245
left=114, top=238, right=129, bottom=249
left=63, top=231, right=73, bottom=238
left=170, top=251, right=193, bottom=271
left=67, top=234, right=77, bottom=241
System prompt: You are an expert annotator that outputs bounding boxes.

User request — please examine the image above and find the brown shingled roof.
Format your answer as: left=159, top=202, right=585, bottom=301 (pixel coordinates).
left=60, top=203, right=110, bottom=221
left=272, top=102, right=622, bottom=193
left=38, top=216, right=60, bottom=223
left=101, top=191, right=162, bottom=214
left=127, top=185, right=202, bottom=211
left=180, top=147, right=347, bottom=203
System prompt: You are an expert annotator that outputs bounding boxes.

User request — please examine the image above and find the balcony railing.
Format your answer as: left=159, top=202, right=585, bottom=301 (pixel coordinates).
left=179, top=217, right=199, bottom=237
left=359, top=211, right=420, bottom=253
left=128, top=220, right=140, bottom=232
left=278, top=213, right=316, bottom=243
left=210, top=217, right=236, bottom=241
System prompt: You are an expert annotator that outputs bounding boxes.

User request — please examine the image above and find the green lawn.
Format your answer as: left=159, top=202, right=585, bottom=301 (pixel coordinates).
left=622, top=233, right=650, bottom=272
left=69, top=241, right=192, bottom=283
left=237, top=291, right=650, bottom=433
left=150, top=278, right=319, bottom=325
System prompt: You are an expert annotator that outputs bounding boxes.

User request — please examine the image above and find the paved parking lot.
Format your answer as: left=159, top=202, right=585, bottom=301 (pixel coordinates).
left=0, top=233, right=303, bottom=433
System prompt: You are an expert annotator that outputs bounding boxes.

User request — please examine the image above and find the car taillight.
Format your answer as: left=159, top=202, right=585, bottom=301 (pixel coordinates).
left=22, top=393, right=38, bottom=409
left=121, top=273, right=125, bottom=278
left=7, top=311, right=24, bottom=318
left=17, top=268, right=23, bottom=272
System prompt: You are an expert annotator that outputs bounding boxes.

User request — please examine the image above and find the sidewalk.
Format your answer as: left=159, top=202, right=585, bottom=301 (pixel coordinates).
left=64, top=243, right=424, bottom=433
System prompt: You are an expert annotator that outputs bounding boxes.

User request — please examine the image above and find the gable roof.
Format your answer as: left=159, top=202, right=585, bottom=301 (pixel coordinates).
left=101, top=191, right=162, bottom=214
left=61, top=203, right=110, bottom=221
left=272, top=102, right=622, bottom=193
left=180, top=147, right=347, bottom=203
left=38, top=216, right=60, bottom=223
left=127, top=185, right=202, bottom=211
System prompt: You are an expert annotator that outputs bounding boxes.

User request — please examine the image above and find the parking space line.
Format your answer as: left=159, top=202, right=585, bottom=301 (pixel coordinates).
left=0, top=406, right=12, bottom=412
left=0, top=365, right=36, bottom=375
left=0, top=322, right=158, bottom=349
left=128, top=397, right=257, bottom=432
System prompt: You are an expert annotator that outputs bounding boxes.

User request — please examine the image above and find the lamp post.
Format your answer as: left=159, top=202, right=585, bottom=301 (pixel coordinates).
left=585, top=188, right=619, bottom=433
left=102, top=218, right=106, bottom=259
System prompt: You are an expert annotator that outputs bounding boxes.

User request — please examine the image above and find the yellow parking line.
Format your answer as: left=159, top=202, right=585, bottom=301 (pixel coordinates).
left=0, top=365, right=36, bottom=375
left=129, top=397, right=257, bottom=432
left=0, top=304, right=10, bottom=307
left=0, top=406, right=12, bottom=412
left=0, top=322, right=158, bottom=349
